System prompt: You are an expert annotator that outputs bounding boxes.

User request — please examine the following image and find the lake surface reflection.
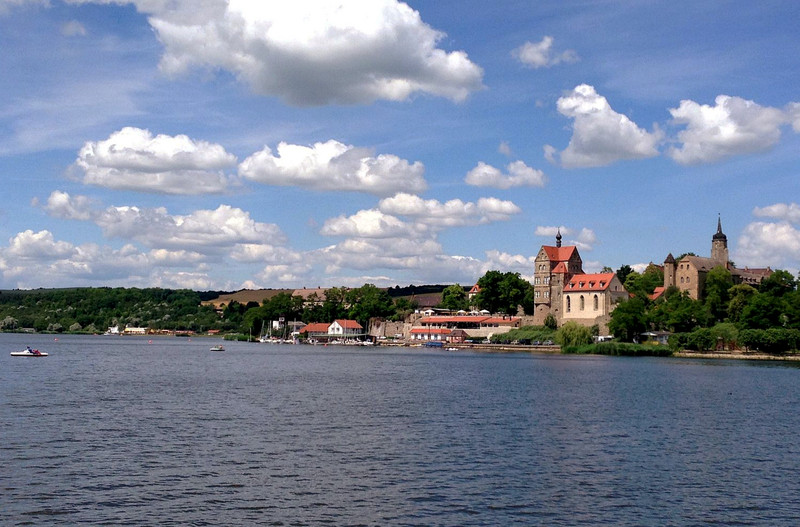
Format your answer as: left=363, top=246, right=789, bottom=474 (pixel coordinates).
left=3, top=334, right=800, bottom=525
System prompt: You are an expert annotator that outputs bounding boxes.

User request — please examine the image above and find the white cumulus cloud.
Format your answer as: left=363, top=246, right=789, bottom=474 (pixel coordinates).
left=551, top=84, right=661, bottom=168
left=668, top=95, right=790, bottom=164
left=239, top=139, right=426, bottom=196
left=379, top=193, right=521, bottom=227
left=753, top=202, right=800, bottom=224
left=74, top=127, right=237, bottom=194
left=465, top=160, right=547, bottom=189
left=130, top=0, right=484, bottom=106
left=94, top=204, right=285, bottom=251
left=513, top=36, right=578, bottom=69
left=320, top=209, right=424, bottom=239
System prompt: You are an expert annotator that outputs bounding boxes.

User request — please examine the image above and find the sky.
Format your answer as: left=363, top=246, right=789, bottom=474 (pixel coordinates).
left=1, top=0, right=799, bottom=291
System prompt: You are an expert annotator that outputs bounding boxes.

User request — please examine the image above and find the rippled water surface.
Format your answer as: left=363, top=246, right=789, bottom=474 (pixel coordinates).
left=4, top=334, right=800, bottom=525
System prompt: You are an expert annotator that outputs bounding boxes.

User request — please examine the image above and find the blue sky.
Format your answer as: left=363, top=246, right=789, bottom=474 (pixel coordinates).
left=1, top=0, right=799, bottom=290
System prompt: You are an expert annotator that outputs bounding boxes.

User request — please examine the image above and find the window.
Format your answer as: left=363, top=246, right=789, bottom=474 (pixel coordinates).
left=593, top=295, right=599, bottom=311
left=567, top=297, right=571, bottom=312
left=580, top=295, right=585, bottom=311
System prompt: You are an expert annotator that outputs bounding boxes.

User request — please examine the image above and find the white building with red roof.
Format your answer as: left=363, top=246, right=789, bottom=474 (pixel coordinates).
left=561, top=272, right=628, bottom=330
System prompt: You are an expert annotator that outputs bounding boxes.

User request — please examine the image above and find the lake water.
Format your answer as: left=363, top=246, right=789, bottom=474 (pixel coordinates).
left=3, top=334, right=800, bottom=526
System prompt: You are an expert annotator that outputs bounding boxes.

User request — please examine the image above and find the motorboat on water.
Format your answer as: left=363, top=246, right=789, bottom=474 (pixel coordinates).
left=11, top=349, right=48, bottom=357
left=210, top=345, right=225, bottom=351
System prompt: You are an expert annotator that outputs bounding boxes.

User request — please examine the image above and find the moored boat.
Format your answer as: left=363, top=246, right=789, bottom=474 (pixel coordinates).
left=11, top=349, right=48, bottom=357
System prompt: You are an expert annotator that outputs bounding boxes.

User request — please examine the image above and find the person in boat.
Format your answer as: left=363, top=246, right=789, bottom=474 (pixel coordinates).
left=26, top=346, right=40, bottom=355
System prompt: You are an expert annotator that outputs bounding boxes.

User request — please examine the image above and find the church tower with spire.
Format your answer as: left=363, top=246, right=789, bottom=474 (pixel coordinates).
left=532, top=229, right=583, bottom=324
left=711, top=215, right=729, bottom=267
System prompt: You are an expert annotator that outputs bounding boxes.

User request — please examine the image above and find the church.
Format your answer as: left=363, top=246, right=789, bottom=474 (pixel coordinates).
left=662, top=217, right=772, bottom=300
left=532, top=230, right=627, bottom=331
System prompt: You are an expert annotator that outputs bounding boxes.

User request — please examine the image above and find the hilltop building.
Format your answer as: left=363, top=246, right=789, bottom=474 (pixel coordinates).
left=663, top=217, right=772, bottom=300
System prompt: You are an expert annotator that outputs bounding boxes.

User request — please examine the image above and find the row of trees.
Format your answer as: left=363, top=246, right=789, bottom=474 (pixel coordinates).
left=609, top=265, right=800, bottom=351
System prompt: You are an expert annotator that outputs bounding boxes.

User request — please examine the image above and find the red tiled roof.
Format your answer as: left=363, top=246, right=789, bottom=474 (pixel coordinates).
left=542, top=245, right=578, bottom=262
left=552, top=262, right=569, bottom=274
left=565, top=272, right=616, bottom=292
left=334, top=319, right=363, bottom=329
left=649, top=286, right=666, bottom=300
left=300, top=322, right=331, bottom=333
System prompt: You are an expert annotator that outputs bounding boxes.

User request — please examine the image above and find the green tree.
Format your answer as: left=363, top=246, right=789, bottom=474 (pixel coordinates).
left=704, top=266, right=733, bottom=322
left=608, top=296, right=649, bottom=342
left=475, top=270, right=532, bottom=314
left=556, top=321, right=594, bottom=347
left=727, top=284, right=758, bottom=324
left=616, top=264, right=634, bottom=285
left=440, top=284, right=469, bottom=311
left=759, top=269, right=797, bottom=297
left=346, top=284, right=395, bottom=327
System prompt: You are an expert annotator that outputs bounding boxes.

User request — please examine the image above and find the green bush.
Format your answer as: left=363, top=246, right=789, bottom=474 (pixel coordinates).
left=562, top=342, right=672, bottom=357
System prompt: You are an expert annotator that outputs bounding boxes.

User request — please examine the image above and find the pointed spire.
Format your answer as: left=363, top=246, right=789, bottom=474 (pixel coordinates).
left=713, top=214, right=727, bottom=241
left=556, top=228, right=562, bottom=248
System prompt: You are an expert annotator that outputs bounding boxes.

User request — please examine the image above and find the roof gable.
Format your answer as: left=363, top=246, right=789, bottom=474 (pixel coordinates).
left=566, top=272, right=618, bottom=292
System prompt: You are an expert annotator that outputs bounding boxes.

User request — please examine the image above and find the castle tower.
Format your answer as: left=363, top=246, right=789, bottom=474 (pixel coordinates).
left=664, top=253, right=676, bottom=289
left=711, top=216, right=729, bottom=267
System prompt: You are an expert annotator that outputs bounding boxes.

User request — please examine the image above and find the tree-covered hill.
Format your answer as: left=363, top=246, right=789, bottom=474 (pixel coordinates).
left=0, top=288, right=227, bottom=333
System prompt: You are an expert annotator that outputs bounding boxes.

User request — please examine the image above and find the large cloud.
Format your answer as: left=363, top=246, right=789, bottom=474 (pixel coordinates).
left=378, top=193, right=521, bottom=227
left=550, top=84, right=661, bottom=168
left=735, top=203, right=800, bottom=273
left=668, top=95, right=790, bottom=164
left=74, top=127, right=237, bottom=194
left=512, top=36, right=578, bottom=69
left=130, top=0, right=484, bottom=106
left=319, top=209, right=426, bottom=239
left=239, top=140, right=426, bottom=196
left=465, top=161, right=547, bottom=189
left=95, top=204, right=285, bottom=251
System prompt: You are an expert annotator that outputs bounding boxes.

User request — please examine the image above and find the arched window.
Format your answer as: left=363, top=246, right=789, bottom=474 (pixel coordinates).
left=579, top=295, right=585, bottom=311
left=593, top=295, right=599, bottom=311
left=567, top=296, right=571, bottom=312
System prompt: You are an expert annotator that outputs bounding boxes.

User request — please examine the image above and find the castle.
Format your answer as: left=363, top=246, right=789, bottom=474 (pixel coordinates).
left=662, top=217, right=772, bottom=300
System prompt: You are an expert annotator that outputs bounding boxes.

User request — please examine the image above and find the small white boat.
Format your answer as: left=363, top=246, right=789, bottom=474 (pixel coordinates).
left=210, top=345, right=225, bottom=352
left=11, top=349, right=48, bottom=357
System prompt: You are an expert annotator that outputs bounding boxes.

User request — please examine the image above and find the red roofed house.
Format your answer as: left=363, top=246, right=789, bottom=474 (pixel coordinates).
left=532, top=230, right=584, bottom=325
left=329, top=319, right=364, bottom=338
left=562, top=272, right=628, bottom=332
left=300, top=322, right=331, bottom=340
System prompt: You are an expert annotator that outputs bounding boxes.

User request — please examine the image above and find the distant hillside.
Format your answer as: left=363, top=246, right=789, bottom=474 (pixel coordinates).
left=201, top=289, right=294, bottom=308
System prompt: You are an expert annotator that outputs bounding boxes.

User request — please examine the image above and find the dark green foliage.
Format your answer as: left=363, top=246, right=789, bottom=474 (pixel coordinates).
left=616, top=264, right=634, bottom=285
left=739, top=329, right=800, bottom=354
left=490, top=325, right=556, bottom=344
left=703, top=266, right=733, bottom=321
left=439, top=284, right=469, bottom=311
left=556, top=321, right=594, bottom=347
left=474, top=270, right=532, bottom=315
left=346, top=284, right=395, bottom=326
left=0, top=287, right=219, bottom=333
left=608, top=296, right=649, bottom=342
left=562, top=342, right=672, bottom=357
